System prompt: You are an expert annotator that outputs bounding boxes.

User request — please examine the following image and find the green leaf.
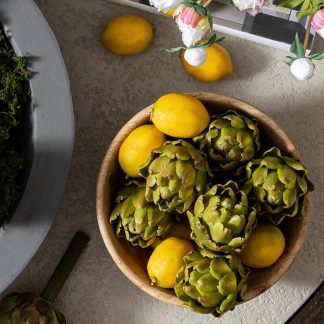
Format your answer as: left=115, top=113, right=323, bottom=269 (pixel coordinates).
left=165, top=46, right=186, bottom=53
left=307, top=52, right=324, bottom=60
left=284, top=60, right=293, bottom=66
left=279, top=0, right=304, bottom=9
left=181, top=1, right=208, bottom=16
left=182, top=1, right=197, bottom=8
left=195, top=6, right=207, bottom=17
left=290, top=33, right=305, bottom=58
left=297, top=0, right=324, bottom=18
left=190, top=34, right=225, bottom=49
left=279, top=0, right=324, bottom=17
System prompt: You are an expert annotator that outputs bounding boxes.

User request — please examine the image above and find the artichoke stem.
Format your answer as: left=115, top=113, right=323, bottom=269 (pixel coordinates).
left=41, top=231, right=89, bottom=303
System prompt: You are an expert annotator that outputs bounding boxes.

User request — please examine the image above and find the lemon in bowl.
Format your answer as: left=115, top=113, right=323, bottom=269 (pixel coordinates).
left=118, top=124, right=166, bottom=177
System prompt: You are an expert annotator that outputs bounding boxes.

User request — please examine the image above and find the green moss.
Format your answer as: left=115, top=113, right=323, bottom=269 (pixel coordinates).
left=0, top=26, right=30, bottom=225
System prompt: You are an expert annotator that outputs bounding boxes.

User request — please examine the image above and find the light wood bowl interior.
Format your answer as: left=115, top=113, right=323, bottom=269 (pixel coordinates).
left=96, top=92, right=311, bottom=307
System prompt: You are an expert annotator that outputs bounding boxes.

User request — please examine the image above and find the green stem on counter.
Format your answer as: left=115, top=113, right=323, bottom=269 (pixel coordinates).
left=41, top=231, right=90, bottom=303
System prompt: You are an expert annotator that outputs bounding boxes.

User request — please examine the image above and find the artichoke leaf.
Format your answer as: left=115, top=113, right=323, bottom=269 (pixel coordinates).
left=277, top=165, right=297, bottom=189
left=209, top=258, right=231, bottom=280
left=218, top=272, right=237, bottom=296
left=283, top=188, right=297, bottom=208
left=198, top=292, right=224, bottom=308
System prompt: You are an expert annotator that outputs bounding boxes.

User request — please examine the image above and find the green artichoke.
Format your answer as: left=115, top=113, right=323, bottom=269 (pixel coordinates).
left=110, top=180, right=174, bottom=248
left=188, top=181, right=257, bottom=253
left=139, top=140, right=211, bottom=213
left=244, top=147, right=314, bottom=224
left=174, top=251, right=249, bottom=317
left=193, top=111, right=260, bottom=171
left=0, top=292, right=65, bottom=324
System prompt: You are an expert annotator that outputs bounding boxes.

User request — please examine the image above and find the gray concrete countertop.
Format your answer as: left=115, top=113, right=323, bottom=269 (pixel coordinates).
left=1, top=1, right=323, bottom=323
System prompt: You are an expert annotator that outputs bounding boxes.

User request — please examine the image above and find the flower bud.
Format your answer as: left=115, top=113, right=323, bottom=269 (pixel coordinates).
left=184, top=47, right=208, bottom=66
left=174, top=5, right=210, bottom=47
left=290, top=58, right=314, bottom=81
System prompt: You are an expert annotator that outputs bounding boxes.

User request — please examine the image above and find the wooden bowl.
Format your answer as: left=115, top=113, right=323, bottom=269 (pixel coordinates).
left=96, top=92, right=311, bottom=307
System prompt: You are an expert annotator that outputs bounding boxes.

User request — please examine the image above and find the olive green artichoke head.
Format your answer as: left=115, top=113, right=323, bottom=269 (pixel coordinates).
left=244, top=147, right=314, bottom=224
left=139, top=140, right=211, bottom=213
left=174, top=251, right=249, bottom=317
left=0, top=292, right=65, bottom=324
left=110, top=180, right=174, bottom=248
left=188, top=181, right=257, bottom=253
left=193, top=111, right=260, bottom=171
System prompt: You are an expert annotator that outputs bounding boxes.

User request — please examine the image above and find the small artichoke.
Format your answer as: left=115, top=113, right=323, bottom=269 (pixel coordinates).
left=193, top=111, right=260, bottom=170
left=188, top=181, right=257, bottom=253
left=139, top=140, right=211, bottom=213
left=0, top=292, right=65, bottom=324
left=110, top=180, right=174, bottom=248
left=244, top=147, right=314, bottom=224
left=174, top=251, right=249, bottom=317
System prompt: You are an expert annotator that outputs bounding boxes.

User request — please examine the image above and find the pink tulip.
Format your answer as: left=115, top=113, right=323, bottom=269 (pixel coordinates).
left=312, top=9, right=324, bottom=39
left=174, top=4, right=211, bottom=47
left=177, top=6, right=202, bottom=28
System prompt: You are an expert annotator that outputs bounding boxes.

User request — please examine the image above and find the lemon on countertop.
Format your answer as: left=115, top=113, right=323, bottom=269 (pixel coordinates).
left=101, top=14, right=154, bottom=56
left=239, top=224, right=285, bottom=268
left=118, top=124, right=166, bottom=177
left=180, top=43, right=233, bottom=82
left=147, top=237, right=195, bottom=288
left=151, top=93, right=210, bottom=138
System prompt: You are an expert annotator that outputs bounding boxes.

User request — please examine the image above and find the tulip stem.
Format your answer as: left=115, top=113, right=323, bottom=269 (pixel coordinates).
left=304, top=15, right=313, bottom=53
left=41, top=231, right=89, bottom=303
left=203, top=0, right=212, bottom=7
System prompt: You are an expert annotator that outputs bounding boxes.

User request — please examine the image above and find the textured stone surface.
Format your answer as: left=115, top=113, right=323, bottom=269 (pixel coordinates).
left=1, top=1, right=324, bottom=323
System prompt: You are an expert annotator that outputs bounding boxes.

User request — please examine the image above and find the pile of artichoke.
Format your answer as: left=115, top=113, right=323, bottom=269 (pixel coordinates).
left=110, top=108, right=313, bottom=317
left=0, top=293, right=65, bottom=323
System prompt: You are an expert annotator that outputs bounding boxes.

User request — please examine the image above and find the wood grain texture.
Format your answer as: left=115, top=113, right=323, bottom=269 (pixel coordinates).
left=96, top=92, right=312, bottom=308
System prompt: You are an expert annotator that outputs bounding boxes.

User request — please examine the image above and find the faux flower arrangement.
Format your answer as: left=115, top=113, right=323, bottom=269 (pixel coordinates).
left=149, top=0, right=324, bottom=80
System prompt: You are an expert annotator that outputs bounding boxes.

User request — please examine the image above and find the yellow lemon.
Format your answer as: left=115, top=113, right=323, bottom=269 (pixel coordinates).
left=152, top=93, right=210, bottom=138
left=118, top=125, right=166, bottom=177
left=147, top=237, right=194, bottom=288
left=180, top=43, right=233, bottom=82
left=239, top=224, right=285, bottom=269
left=101, top=15, right=153, bottom=56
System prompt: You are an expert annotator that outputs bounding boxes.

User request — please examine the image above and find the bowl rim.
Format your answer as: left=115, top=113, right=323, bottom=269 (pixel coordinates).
left=96, top=92, right=312, bottom=307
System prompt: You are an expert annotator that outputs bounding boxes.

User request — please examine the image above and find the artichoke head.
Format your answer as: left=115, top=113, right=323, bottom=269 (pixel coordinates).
left=139, top=140, right=211, bottom=213
left=110, top=180, right=174, bottom=248
left=0, top=292, right=65, bottom=324
left=193, top=111, right=260, bottom=171
left=174, top=251, right=249, bottom=317
left=244, top=147, right=314, bottom=224
left=188, top=181, right=257, bottom=253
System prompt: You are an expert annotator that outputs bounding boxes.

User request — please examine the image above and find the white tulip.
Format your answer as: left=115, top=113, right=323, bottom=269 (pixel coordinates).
left=290, top=58, right=314, bottom=81
left=149, top=0, right=181, bottom=12
left=232, top=0, right=264, bottom=16
left=177, top=20, right=205, bottom=48
left=184, top=47, right=208, bottom=66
